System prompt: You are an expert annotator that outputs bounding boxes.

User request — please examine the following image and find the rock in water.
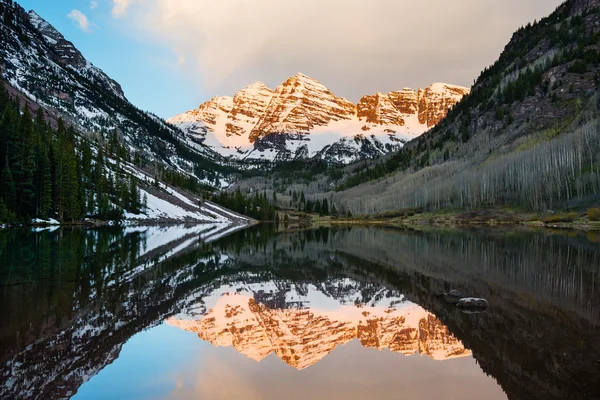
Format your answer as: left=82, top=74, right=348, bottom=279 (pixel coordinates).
left=444, top=290, right=463, bottom=304
left=457, top=298, right=488, bottom=311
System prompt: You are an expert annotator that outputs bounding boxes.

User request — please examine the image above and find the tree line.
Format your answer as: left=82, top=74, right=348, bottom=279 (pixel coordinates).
left=210, top=189, right=277, bottom=221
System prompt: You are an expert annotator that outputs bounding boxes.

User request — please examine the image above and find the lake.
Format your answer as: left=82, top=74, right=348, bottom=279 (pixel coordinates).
left=0, top=225, right=599, bottom=399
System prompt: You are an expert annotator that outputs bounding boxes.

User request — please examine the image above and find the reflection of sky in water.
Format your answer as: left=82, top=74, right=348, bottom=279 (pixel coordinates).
left=74, top=321, right=507, bottom=400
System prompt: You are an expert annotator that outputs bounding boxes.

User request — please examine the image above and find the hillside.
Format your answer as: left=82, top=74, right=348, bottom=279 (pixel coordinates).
left=233, top=0, right=600, bottom=216
left=0, top=82, right=255, bottom=225
left=0, top=0, right=261, bottom=225
left=0, top=0, right=229, bottom=185
left=169, top=74, right=468, bottom=164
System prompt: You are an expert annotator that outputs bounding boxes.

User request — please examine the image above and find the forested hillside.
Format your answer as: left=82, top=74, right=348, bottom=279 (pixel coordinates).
left=0, top=0, right=235, bottom=188
left=234, top=0, right=600, bottom=216
left=0, top=85, right=147, bottom=222
left=0, top=84, right=253, bottom=225
left=332, top=0, right=600, bottom=214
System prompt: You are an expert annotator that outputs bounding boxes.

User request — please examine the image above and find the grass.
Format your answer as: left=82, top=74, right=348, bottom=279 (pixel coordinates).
left=542, top=212, right=578, bottom=223
left=587, top=208, right=600, bottom=221
left=324, top=206, right=600, bottom=232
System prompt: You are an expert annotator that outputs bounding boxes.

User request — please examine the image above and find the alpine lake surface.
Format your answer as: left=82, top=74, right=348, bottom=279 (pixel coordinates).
left=0, top=224, right=599, bottom=400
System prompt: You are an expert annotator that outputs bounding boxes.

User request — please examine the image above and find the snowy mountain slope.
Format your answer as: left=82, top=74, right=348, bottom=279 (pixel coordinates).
left=169, top=74, right=469, bottom=164
left=112, top=157, right=254, bottom=224
left=0, top=1, right=221, bottom=180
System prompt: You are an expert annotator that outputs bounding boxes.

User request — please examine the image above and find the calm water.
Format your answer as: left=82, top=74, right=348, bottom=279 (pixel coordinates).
left=1, top=225, right=599, bottom=399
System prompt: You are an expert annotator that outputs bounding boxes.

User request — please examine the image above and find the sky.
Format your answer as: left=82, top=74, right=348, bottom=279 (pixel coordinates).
left=17, top=0, right=565, bottom=119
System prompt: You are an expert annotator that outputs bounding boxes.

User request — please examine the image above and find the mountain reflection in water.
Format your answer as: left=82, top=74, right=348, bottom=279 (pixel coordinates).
left=0, top=225, right=599, bottom=400
left=167, top=290, right=470, bottom=370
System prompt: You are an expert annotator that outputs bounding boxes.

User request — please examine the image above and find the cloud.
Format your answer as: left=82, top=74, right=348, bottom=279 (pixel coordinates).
left=67, top=9, right=92, bottom=33
left=114, top=0, right=565, bottom=104
left=90, top=1, right=98, bottom=10
left=112, top=0, right=133, bottom=18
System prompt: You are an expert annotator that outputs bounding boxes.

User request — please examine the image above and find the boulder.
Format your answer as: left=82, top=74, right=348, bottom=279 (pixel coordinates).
left=457, top=298, right=488, bottom=311
left=443, top=290, right=463, bottom=304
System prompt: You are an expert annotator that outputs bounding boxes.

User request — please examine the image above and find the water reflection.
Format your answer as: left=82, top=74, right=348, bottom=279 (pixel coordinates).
left=167, top=290, right=470, bottom=370
left=0, top=225, right=599, bottom=399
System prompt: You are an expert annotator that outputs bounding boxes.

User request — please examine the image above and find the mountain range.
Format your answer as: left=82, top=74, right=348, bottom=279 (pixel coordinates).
left=169, top=74, right=468, bottom=163
left=229, top=0, right=600, bottom=218
left=0, top=0, right=468, bottom=169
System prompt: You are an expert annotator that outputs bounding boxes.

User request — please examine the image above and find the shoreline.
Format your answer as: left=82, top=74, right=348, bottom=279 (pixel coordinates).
left=1, top=218, right=259, bottom=230
left=278, top=208, right=600, bottom=232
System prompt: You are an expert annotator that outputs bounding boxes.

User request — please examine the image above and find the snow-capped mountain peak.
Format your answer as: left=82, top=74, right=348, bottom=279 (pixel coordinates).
left=168, top=75, right=469, bottom=164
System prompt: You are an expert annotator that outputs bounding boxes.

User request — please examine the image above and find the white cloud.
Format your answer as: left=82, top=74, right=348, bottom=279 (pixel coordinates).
left=90, top=1, right=98, bottom=10
left=113, top=0, right=565, bottom=105
left=67, top=9, right=92, bottom=33
left=112, top=0, right=133, bottom=18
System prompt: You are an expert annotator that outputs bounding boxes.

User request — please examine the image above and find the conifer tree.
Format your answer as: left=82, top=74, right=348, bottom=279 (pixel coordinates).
left=305, top=200, right=313, bottom=213
left=15, top=108, right=36, bottom=215
left=322, top=199, right=329, bottom=216
left=0, top=158, right=16, bottom=211
left=36, top=142, right=52, bottom=217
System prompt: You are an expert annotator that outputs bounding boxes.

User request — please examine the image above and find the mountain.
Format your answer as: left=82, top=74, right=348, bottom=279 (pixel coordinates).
left=167, top=291, right=470, bottom=370
left=0, top=1, right=223, bottom=183
left=243, top=0, right=600, bottom=215
left=168, top=74, right=469, bottom=164
left=0, top=0, right=254, bottom=224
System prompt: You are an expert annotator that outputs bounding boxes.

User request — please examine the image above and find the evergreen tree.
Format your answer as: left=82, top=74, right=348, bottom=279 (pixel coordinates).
left=60, top=136, right=81, bottom=221
left=305, top=200, right=313, bottom=213
left=322, top=199, right=329, bottom=216
left=35, top=141, right=52, bottom=217
left=16, top=108, right=36, bottom=215
left=0, top=158, right=16, bottom=211
left=128, top=176, right=140, bottom=214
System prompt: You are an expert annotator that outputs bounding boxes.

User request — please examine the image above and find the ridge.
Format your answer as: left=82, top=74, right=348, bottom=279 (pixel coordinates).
left=168, top=73, right=468, bottom=163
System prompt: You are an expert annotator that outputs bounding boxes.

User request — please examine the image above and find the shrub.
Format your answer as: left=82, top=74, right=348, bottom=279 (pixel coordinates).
left=495, top=107, right=504, bottom=121
left=567, top=60, right=588, bottom=74
left=587, top=208, right=600, bottom=221
left=542, top=212, right=578, bottom=223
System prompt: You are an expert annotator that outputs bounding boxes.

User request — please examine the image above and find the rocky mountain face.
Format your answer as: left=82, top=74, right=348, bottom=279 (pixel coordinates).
left=27, top=11, right=125, bottom=98
left=167, top=292, right=469, bottom=370
left=0, top=0, right=221, bottom=182
left=169, top=74, right=468, bottom=164
left=358, top=83, right=469, bottom=128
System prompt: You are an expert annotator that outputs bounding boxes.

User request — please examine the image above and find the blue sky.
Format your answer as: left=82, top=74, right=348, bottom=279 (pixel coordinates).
left=16, top=1, right=565, bottom=119
left=18, top=0, right=202, bottom=119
